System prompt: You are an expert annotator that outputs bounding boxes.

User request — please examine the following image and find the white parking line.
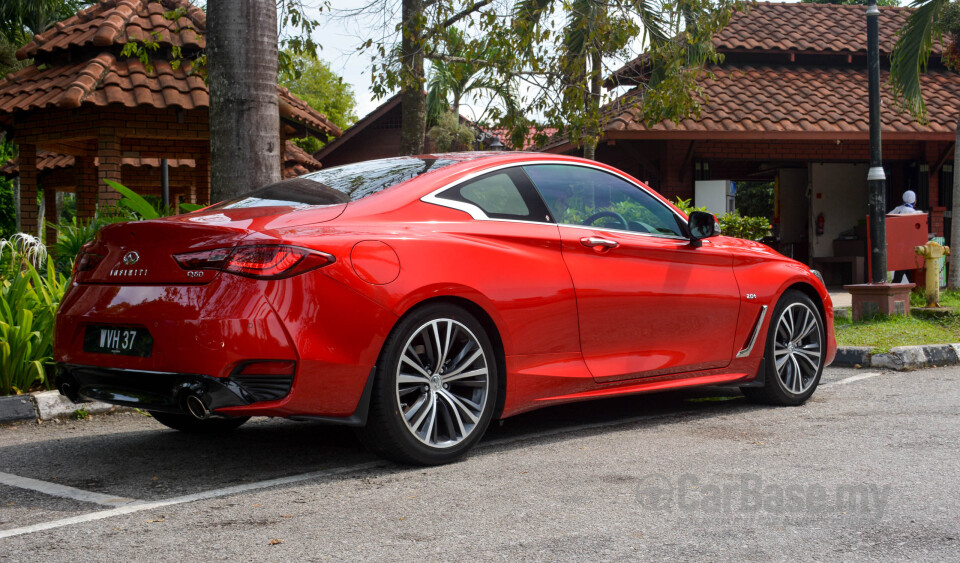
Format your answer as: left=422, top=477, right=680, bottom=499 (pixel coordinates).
left=0, top=472, right=138, bottom=507
left=820, top=372, right=882, bottom=388
left=0, top=461, right=385, bottom=540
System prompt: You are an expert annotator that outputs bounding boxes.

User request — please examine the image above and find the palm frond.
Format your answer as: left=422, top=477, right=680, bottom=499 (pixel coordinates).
left=889, top=0, right=949, bottom=123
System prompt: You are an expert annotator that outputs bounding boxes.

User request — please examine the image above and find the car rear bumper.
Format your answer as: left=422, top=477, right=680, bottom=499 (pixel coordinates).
left=55, top=363, right=259, bottom=416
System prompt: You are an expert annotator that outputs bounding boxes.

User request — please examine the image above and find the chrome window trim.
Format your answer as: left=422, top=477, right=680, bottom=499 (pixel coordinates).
left=737, top=305, right=769, bottom=358
left=420, top=160, right=692, bottom=241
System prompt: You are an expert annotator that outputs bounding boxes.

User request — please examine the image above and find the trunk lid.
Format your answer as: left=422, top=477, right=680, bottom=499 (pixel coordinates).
left=77, top=204, right=346, bottom=285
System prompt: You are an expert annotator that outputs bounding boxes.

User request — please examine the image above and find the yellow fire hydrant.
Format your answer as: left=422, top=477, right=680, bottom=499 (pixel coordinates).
left=915, top=240, right=950, bottom=307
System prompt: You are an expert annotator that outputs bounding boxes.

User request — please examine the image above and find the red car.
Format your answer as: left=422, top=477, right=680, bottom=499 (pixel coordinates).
left=55, top=152, right=836, bottom=464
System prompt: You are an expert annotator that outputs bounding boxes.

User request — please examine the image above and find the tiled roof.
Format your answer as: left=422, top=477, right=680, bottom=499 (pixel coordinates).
left=278, top=86, right=342, bottom=138
left=611, top=3, right=944, bottom=86
left=282, top=141, right=322, bottom=178
left=17, top=0, right=205, bottom=60
left=603, top=65, right=959, bottom=139
left=712, top=2, right=937, bottom=55
left=0, top=150, right=74, bottom=176
left=0, top=0, right=339, bottom=138
left=2, top=142, right=314, bottom=178
left=1, top=149, right=195, bottom=177
left=0, top=53, right=206, bottom=112
left=0, top=54, right=340, bottom=137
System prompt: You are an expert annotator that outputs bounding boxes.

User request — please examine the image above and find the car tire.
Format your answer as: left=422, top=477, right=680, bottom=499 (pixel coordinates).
left=359, top=303, right=499, bottom=465
left=149, top=411, right=250, bottom=433
left=741, top=290, right=825, bottom=406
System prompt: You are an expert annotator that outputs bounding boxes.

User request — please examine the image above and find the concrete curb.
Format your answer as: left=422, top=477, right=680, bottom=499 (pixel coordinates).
left=0, top=390, right=128, bottom=424
left=833, top=343, right=960, bottom=371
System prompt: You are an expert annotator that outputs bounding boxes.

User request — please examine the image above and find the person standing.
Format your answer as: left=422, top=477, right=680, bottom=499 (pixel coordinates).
left=889, top=190, right=921, bottom=214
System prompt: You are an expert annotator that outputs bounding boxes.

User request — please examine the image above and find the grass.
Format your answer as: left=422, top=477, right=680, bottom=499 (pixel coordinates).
left=836, top=290, right=960, bottom=352
left=910, top=289, right=960, bottom=308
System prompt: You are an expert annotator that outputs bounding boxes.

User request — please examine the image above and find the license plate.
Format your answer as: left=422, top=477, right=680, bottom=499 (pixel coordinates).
left=83, top=325, right=153, bottom=357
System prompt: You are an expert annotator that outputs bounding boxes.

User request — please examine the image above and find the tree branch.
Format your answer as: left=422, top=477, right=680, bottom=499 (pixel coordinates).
left=423, top=0, right=495, bottom=42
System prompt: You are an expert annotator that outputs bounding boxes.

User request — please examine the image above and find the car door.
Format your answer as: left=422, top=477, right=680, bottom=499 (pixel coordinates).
left=523, top=163, right=742, bottom=383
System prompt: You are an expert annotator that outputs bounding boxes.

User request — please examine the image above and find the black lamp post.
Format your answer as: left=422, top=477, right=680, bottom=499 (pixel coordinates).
left=866, top=0, right=887, bottom=283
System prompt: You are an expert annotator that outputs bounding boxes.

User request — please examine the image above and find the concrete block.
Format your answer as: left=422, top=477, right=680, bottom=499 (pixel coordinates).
left=33, top=391, right=120, bottom=420
left=832, top=346, right=873, bottom=366
left=920, top=345, right=959, bottom=366
left=871, top=353, right=904, bottom=370
left=0, top=395, right=37, bottom=422
left=889, top=346, right=927, bottom=369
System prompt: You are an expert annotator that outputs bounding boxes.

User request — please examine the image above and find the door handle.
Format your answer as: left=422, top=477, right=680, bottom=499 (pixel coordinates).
left=580, top=236, right=619, bottom=250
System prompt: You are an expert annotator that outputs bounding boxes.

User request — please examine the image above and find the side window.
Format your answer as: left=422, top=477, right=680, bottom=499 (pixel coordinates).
left=523, top=164, right=687, bottom=237
left=435, top=168, right=550, bottom=222
left=460, top=174, right=529, bottom=216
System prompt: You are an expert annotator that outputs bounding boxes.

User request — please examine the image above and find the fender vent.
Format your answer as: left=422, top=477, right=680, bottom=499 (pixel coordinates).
left=737, top=305, right=768, bottom=358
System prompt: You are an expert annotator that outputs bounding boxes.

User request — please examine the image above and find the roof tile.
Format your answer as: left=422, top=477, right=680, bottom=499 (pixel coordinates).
left=17, top=0, right=205, bottom=60
left=712, top=2, right=937, bottom=55
left=603, top=65, right=960, bottom=137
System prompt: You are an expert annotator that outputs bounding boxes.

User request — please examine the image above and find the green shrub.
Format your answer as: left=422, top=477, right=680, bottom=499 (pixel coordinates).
left=0, top=235, right=66, bottom=395
left=717, top=212, right=771, bottom=241
left=673, top=197, right=770, bottom=241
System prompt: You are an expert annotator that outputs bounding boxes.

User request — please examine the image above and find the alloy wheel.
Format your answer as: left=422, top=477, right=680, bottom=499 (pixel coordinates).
left=772, top=302, right=823, bottom=394
left=394, top=318, right=490, bottom=448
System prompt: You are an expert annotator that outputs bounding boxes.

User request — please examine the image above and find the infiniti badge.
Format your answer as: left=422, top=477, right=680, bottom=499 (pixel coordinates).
left=122, top=251, right=140, bottom=265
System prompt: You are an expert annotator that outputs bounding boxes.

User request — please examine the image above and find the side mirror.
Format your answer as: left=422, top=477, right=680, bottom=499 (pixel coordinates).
left=688, top=211, right=720, bottom=247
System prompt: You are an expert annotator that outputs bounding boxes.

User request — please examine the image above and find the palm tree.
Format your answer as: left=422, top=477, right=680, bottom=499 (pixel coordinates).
left=889, top=0, right=960, bottom=286
left=0, top=0, right=93, bottom=45
left=515, top=0, right=641, bottom=160
left=514, top=0, right=723, bottom=160
left=426, top=29, right=517, bottom=130
left=207, top=0, right=282, bottom=201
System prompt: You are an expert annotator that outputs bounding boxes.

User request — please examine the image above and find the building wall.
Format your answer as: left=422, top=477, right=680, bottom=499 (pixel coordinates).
left=810, top=163, right=869, bottom=258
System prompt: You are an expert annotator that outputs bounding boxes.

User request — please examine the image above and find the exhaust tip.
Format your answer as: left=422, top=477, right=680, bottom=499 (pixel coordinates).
left=184, top=394, right=210, bottom=420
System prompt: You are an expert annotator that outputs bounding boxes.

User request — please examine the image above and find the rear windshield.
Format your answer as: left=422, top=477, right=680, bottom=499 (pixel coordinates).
left=212, top=157, right=460, bottom=210
left=301, top=157, right=460, bottom=200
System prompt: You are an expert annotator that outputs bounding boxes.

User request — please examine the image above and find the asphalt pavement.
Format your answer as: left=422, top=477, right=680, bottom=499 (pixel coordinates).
left=1, top=365, right=958, bottom=561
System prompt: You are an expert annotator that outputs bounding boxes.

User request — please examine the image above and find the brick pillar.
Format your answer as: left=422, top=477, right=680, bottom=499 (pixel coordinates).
left=188, top=181, right=197, bottom=204
left=76, top=156, right=98, bottom=221
left=195, top=153, right=210, bottom=204
left=18, top=144, right=38, bottom=236
left=97, top=137, right=122, bottom=207
left=44, top=187, right=58, bottom=255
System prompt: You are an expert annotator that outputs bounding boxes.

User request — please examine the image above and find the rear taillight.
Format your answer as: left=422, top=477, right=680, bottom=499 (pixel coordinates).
left=72, top=250, right=103, bottom=275
left=174, top=245, right=333, bottom=280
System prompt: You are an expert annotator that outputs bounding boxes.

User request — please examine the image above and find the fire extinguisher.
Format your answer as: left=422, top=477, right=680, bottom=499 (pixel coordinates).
left=816, top=213, right=825, bottom=236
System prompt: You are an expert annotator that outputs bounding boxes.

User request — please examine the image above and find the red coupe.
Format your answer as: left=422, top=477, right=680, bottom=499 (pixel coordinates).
left=55, top=152, right=836, bottom=464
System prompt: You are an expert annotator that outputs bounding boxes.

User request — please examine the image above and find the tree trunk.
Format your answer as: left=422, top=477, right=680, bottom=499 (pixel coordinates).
left=399, top=0, right=426, bottom=156
left=207, top=0, right=280, bottom=202
left=949, top=112, right=960, bottom=288
left=583, top=52, right=602, bottom=161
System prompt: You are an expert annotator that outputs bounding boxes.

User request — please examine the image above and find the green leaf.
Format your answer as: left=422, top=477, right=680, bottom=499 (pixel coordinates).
left=104, top=179, right=159, bottom=220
